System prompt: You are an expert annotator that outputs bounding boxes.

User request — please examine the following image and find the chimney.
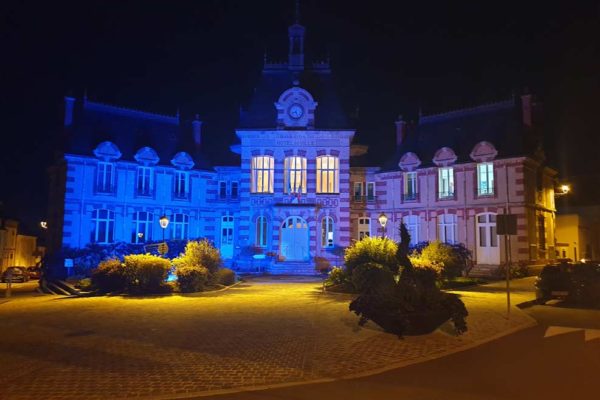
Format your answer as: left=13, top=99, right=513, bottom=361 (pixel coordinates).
left=64, top=96, right=76, bottom=126
left=192, top=114, right=202, bottom=149
left=521, top=92, right=533, bottom=128
left=395, top=115, right=407, bottom=147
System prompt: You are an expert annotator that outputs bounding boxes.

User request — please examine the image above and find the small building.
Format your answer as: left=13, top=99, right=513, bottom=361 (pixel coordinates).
left=555, top=207, right=600, bottom=261
left=0, top=219, right=43, bottom=272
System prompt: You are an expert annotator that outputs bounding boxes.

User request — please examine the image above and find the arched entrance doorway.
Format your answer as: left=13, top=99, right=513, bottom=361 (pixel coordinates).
left=280, top=216, right=309, bottom=261
left=476, top=213, right=500, bottom=265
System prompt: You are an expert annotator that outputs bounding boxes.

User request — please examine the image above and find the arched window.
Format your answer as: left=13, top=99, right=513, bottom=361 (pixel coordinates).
left=96, top=162, right=115, bottom=193
left=251, top=156, right=274, bottom=193
left=316, top=155, right=339, bottom=193
left=284, top=156, right=307, bottom=193
left=132, top=211, right=153, bottom=243
left=321, top=217, right=334, bottom=248
left=256, top=216, right=268, bottom=247
left=91, top=209, right=115, bottom=243
left=403, top=215, right=419, bottom=245
left=438, top=214, right=457, bottom=244
left=171, top=213, right=189, bottom=240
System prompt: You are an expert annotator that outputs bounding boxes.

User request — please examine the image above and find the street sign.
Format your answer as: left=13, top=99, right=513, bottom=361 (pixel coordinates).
left=497, top=214, right=517, bottom=235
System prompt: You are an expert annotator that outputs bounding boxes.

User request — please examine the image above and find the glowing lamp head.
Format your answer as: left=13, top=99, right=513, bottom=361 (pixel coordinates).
left=378, top=213, right=388, bottom=228
left=40, top=221, right=48, bottom=230
left=159, top=215, right=170, bottom=229
left=560, top=184, right=570, bottom=194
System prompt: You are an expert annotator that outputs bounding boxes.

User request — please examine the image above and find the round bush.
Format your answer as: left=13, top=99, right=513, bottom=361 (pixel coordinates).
left=176, top=265, right=209, bottom=293
left=215, top=268, right=236, bottom=286
left=91, top=258, right=127, bottom=293
left=123, top=254, right=171, bottom=293
left=344, top=237, right=398, bottom=277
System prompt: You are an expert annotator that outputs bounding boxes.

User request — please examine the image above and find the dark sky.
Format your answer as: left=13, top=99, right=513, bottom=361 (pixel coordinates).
left=1, top=0, right=599, bottom=231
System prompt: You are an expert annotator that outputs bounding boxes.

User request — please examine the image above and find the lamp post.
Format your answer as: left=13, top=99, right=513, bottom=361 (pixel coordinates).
left=159, top=215, right=169, bottom=256
left=378, top=212, right=388, bottom=239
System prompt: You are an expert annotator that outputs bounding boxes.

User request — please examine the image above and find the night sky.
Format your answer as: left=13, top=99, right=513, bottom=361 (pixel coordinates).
left=1, top=0, right=599, bottom=232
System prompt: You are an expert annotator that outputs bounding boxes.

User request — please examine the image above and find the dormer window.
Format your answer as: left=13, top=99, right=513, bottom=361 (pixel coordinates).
left=96, top=162, right=115, bottom=194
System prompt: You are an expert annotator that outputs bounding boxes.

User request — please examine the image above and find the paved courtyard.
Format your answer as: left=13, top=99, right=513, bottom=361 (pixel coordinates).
left=0, top=277, right=536, bottom=400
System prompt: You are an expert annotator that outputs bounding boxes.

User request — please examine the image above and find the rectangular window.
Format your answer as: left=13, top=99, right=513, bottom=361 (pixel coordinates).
left=132, top=211, right=153, bottom=243
left=136, top=166, right=153, bottom=196
left=353, top=182, right=363, bottom=201
left=358, top=218, right=370, bottom=240
left=316, top=156, right=339, bottom=193
left=174, top=171, right=189, bottom=199
left=404, top=215, right=419, bottom=245
left=366, top=182, right=375, bottom=202
left=438, top=214, right=457, bottom=244
left=219, top=181, right=227, bottom=199
left=91, top=209, right=115, bottom=244
left=403, top=172, right=418, bottom=201
left=438, top=167, right=455, bottom=199
left=538, top=216, right=546, bottom=250
left=96, top=162, right=115, bottom=193
left=284, top=156, right=307, bottom=193
left=477, top=162, right=494, bottom=196
left=230, top=181, right=239, bottom=199
left=172, top=213, right=189, bottom=240
left=256, top=216, right=268, bottom=247
left=251, top=156, right=274, bottom=193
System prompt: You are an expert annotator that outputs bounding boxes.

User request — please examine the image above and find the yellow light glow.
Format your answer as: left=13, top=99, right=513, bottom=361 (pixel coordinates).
left=561, top=184, right=570, bottom=194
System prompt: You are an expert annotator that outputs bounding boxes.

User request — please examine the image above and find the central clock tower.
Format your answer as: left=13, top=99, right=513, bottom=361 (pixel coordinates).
left=275, top=86, right=318, bottom=129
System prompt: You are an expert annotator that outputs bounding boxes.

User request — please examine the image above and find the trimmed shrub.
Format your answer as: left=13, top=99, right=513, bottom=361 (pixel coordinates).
left=344, top=237, right=398, bottom=276
left=325, top=266, right=348, bottom=286
left=91, top=258, right=127, bottom=293
left=351, top=262, right=396, bottom=294
left=123, top=254, right=171, bottom=294
left=176, top=265, right=209, bottom=293
left=410, top=241, right=469, bottom=279
left=215, top=268, right=236, bottom=286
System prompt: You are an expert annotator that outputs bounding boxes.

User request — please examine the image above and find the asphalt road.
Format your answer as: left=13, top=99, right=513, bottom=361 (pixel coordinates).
left=204, top=304, right=600, bottom=400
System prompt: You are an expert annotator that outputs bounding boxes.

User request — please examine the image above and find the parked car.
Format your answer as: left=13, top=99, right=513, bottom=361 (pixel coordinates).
left=1, top=267, right=30, bottom=283
left=535, top=263, right=571, bottom=303
left=26, top=266, right=41, bottom=279
left=535, top=261, right=600, bottom=305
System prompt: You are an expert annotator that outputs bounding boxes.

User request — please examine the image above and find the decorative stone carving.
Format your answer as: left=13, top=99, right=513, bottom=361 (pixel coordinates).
left=170, top=152, right=195, bottom=170
left=134, top=147, right=160, bottom=166
left=398, top=152, right=421, bottom=171
left=432, top=147, right=457, bottom=166
left=93, top=141, right=122, bottom=161
left=274, top=87, right=318, bottom=129
left=470, top=141, right=498, bottom=162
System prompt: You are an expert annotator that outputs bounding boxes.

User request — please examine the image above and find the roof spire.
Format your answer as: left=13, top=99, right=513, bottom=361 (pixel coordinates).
left=294, top=0, right=300, bottom=24
left=288, top=0, right=305, bottom=70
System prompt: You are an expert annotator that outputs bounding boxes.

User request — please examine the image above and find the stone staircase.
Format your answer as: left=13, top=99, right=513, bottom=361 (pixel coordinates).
left=268, top=261, right=319, bottom=275
left=468, top=264, right=500, bottom=278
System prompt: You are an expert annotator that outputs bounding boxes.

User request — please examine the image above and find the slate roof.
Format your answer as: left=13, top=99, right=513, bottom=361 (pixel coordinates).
left=381, top=97, right=542, bottom=171
left=66, top=100, right=213, bottom=169
left=239, top=64, right=350, bottom=130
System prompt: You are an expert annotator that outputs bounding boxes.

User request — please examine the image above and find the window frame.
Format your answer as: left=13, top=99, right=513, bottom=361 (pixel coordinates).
left=316, top=155, right=339, bottom=194
left=284, top=156, right=307, bottom=194
left=96, top=162, right=115, bottom=193
left=321, top=217, right=334, bottom=248
left=230, top=181, right=239, bottom=199
left=251, top=156, right=274, bottom=193
left=366, top=182, right=376, bottom=202
left=131, top=211, right=153, bottom=243
left=404, top=215, right=419, bottom=245
left=91, top=209, right=115, bottom=244
left=353, top=182, right=364, bottom=201
left=256, top=215, right=268, bottom=248
left=171, top=213, right=189, bottom=240
left=403, top=171, right=418, bottom=201
left=218, top=181, right=227, bottom=199
left=173, top=170, right=189, bottom=199
left=438, top=167, right=455, bottom=199
left=358, top=217, right=371, bottom=240
left=477, top=162, right=494, bottom=196
left=136, top=166, right=154, bottom=197
left=437, top=213, right=457, bottom=244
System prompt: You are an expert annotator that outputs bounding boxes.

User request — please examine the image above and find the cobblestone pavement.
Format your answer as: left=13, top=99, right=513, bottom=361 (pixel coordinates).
left=0, top=277, right=536, bottom=400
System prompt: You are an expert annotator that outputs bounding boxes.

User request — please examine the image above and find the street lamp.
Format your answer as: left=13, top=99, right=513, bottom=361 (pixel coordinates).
left=560, top=184, right=570, bottom=195
left=378, top=212, right=388, bottom=238
left=159, top=215, right=169, bottom=256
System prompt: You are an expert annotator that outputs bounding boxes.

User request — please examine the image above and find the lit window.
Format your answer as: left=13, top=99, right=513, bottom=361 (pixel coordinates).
left=251, top=156, right=274, bottom=193
left=366, top=182, right=375, bottom=201
left=256, top=216, right=268, bottom=247
left=136, top=166, right=153, bottom=196
left=96, top=162, right=115, bottom=193
left=358, top=218, right=370, bottom=240
left=284, top=156, right=307, bottom=194
left=91, top=209, right=115, bottom=243
left=321, top=217, right=334, bottom=248
left=219, top=181, right=227, bottom=199
left=538, top=215, right=546, bottom=250
left=438, top=214, right=457, bottom=244
left=404, top=215, right=419, bottom=245
left=174, top=171, right=189, bottom=199
left=132, top=211, right=153, bottom=243
left=171, top=213, right=189, bottom=239
left=403, top=172, right=418, bottom=201
left=231, top=181, right=239, bottom=199
left=477, top=162, right=494, bottom=196
left=438, top=167, right=454, bottom=199
left=316, top=156, right=339, bottom=193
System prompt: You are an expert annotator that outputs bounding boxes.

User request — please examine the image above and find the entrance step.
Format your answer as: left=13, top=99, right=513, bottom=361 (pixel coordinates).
left=469, top=264, right=499, bottom=278
left=269, top=261, right=319, bottom=276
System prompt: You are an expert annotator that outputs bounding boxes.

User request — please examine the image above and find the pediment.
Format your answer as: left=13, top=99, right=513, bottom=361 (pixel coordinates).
left=93, top=141, right=122, bottom=161
left=470, top=141, right=498, bottom=162
left=171, top=152, right=195, bottom=170
left=398, top=152, right=421, bottom=171
left=432, top=147, right=457, bottom=166
left=134, top=147, right=160, bottom=166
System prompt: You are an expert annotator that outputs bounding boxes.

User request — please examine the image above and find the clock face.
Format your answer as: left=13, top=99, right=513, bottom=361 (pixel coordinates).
left=288, top=104, right=304, bottom=119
